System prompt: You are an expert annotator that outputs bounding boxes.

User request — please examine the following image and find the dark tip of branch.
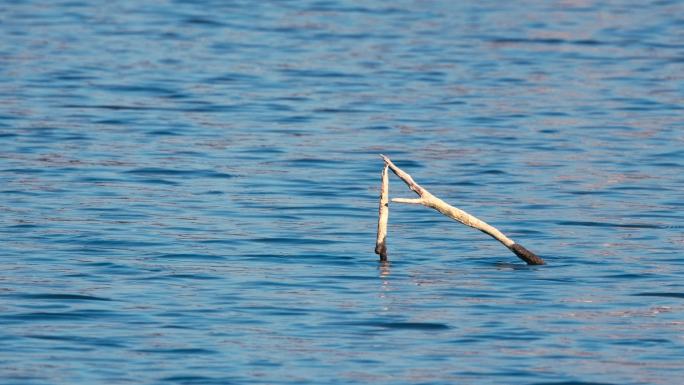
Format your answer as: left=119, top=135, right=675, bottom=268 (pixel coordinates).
left=510, top=243, right=545, bottom=265
left=375, top=243, right=388, bottom=261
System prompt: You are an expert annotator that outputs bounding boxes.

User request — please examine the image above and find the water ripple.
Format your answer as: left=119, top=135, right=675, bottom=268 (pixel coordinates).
left=1, top=0, right=683, bottom=384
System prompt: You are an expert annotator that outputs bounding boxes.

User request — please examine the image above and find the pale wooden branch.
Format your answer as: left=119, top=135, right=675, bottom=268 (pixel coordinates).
left=391, top=198, right=423, bottom=204
left=379, top=154, right=545, bottom=265
left=374, top=164, right=389, bottom=261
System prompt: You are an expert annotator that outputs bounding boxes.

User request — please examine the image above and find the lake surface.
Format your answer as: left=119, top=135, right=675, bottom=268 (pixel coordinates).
left=1, top=1, right=683, bottom=384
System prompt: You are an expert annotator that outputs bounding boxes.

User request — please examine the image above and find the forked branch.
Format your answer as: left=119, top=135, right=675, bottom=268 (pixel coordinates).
left=379, top=155, right=545, bottom=265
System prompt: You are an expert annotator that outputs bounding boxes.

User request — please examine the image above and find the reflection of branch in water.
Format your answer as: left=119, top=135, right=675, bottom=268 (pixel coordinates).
left=378, top=261, right=391, bottom=308
left=379, top=261, right=391, bottom=279
left=377, top=155, right=545, bottom=265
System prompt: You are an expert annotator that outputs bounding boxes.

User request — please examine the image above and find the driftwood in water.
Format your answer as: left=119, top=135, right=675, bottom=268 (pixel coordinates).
left=376, top=155, right=545, bottom=265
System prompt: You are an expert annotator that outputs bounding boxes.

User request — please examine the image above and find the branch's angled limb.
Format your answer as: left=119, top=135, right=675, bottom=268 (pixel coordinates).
left=374, top=164, right=389, bottom=261
left=380, top=155, right=545, bottom=265
left=380, top=154, right=426, bottom=196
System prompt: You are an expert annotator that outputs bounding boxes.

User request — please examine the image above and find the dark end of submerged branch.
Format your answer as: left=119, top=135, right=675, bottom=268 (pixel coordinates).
left=510, top=243, right=545, bottom=265
left=375, top=243, right=388, bottom=262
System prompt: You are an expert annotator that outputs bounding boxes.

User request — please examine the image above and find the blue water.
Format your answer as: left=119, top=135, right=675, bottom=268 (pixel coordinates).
left=1, top=1, right=683, bottom=384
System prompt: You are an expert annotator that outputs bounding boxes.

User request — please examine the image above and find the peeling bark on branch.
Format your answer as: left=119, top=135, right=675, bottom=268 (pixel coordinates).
left=379, top=155, right=545, bottom=265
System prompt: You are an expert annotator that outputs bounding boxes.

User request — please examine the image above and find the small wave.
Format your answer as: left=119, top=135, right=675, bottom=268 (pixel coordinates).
left=634, top=292, right=684, bottom=299
left=250, top=237, right=339, bottom=245
left=331, top=321, right=450, bottom=330
left=531, top=382, right=618, bottom=385
left=556, top=221, right=663, bottom=229
left=17, top=293, right=112, bottom=301
left=124, top=168, right=233, bottom=178
left=3, top=310, right=117, bottom=321
left=157, top=253, right=226, bottom=261
left=135, top=348, right=217, bottom=355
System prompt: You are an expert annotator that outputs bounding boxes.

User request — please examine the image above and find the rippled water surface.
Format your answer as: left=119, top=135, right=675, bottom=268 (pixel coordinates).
left=2, top=1, right=684, bottom=384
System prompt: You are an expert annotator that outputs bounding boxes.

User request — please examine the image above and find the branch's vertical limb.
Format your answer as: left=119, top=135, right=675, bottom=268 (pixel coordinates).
left=375, top=164, right=389, bottom=261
